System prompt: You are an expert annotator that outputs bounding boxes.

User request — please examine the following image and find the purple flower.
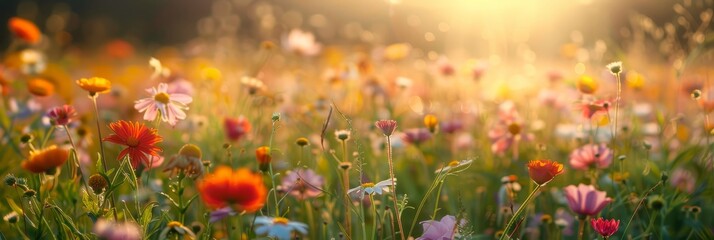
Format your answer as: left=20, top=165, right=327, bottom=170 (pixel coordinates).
left=280, top=168, right=324, bottom=200
left=209, top=206, right=236, bottom=223
left=93, top=219, right=142, bottom=240
left=402, top=128, right=432, bottom=145
left=416, top=215, right=464, bottom=240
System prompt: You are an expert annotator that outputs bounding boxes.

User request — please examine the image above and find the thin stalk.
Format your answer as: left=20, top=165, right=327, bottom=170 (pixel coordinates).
left=622, top=181, right=662, bottom=235
left=500, top=184, right=542, bottom=240
left=340, top=139, right=352, bottom=236
left=386, top=136, right=405, bottom=240
left=370, top=194, right=378, bottom=240
left=90, top=95, right=118, bottom=221
left=577, top=216, right=586, bottom=240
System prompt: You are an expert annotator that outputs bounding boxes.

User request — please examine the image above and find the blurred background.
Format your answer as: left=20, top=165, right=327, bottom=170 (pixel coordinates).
left=0, top=0, right=699, bottom=58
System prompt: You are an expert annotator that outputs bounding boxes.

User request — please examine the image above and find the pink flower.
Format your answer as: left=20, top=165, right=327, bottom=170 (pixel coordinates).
left=280, top=168, right=324, bottom=200
left=375, top=119, right=398, bottom=136
left=46, top=105, right=76, bottom=126
left=590, top=218, right=620, bottom=238
left=284, top=29, right=321, bottom=56
left=569, top=143, right=613, bottom=170
left=670, top=168, right=696, bottom=194
left=134, top=83, right=192, bottom=126
left=581, top=99, right=610, bottom=119
left=402, top=128, right=432, bottom=145
left=224, top=116, right=252, bottom=142
left=563, top=184, right=612, bottom=216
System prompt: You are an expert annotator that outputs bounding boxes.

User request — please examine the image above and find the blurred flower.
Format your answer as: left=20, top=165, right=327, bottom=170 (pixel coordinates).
left=255, top=146, right=271, bottom=172
left=335, top=129, right=351, bottom=141
left=134, top=83, right=192, bottom=126
left=527, top=159, right=564, bottom=185
left=284, top=29, right=321, bottom=56
left=241, top=76, right=267, bottom=95
left=563, top=184, right=611, bottom=216
left=198, top=166, right=266, bottom=212
left=27, top=78, right=54, bottom=97
left=103, top=120, right=163, bottom=169
left=396, top=76, right=413, bottom=89
left=498, top=175, right=522, bottom=209
left=164, top=144, right=205, bottom=178
left=416, top=215, right=464, bottom=240
left=347, top=178, right=395, bottom=197
left=434, top=159, right=472, bottom=173
left=452, top=133, right=473, bottom=151
left=383, top=43, right=411, bottom=61
left=47, top=105, right=76, bottom=126
left=8, top=17, right=41, bottom=44
left=280, top=168, right=324, bottom=200
left=224, top=116, right=251, bottom=142
left=590, top=218, right=620, bottom=238
left=76, top=77, right=112, bottom=95
left=3, top=211, right=18, bottom=224
left=158, top=221, right=196, bottom=240
left=581, top=99, right=610, bottom=119
left=569, top=143, right=613, bottom=170
left=424, top=114, right=439, bottom=133
left=22, top=145, right=69, bottom=174
left=201, top=67, right=221, bottom=82
left=375, top=119, right=398, bottom=137
left=93, top=219, right=142, bottom=240
left=20, top=49, right=46, bottom=74
left=440, top=119, right=463, bottom=134
left=576, top=75, right=598, bottom=94
left=670, top=168, right=696, bottom=194
left=254, top=216, right=308, bottom=240
left=626, top=71, right=645, bottom=90
left=436, top=57, right=455, bottom=76
left=402, top=128, right=432, bottom=145
left=105, top=39, right=135, bottom=60
left=489, top=101, right=534, bottom=155
left=606, top=61, right=622, bottom=75
left=209, top=207, right=235, bottom=223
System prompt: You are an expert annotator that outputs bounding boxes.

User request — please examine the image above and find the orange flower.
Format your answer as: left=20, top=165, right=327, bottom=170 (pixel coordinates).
left=198, top=166, right=267, bottom=212
left=27, top=78, right=54, bottom=97
left=76, top=77, right=111, bottom=95
left=22, top=145, right=69, bottom=174
left=256, top=146, right=271, bottom=172
left=527, top=159, right=564, bottom=185
left=424, top=114, right=439, bottom=133
left=103, top=120, right=163, bottom=169
left=8, top=17, right=41, bottom=44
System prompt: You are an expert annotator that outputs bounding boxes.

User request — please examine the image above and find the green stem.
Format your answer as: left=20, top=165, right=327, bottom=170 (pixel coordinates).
left=370, top=194, right=378, bottom=240
left=500, top=184, right=542, bottom=240
left=90, top=96, right=118, bottom=221
left=40, top=126, right=55, bottom=148
left=386, top=136, right=405, bottom=240
left=577, top=217, right=586, bottom=240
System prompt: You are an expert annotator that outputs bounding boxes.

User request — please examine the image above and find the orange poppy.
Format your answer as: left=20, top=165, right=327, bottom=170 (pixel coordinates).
left=198, top=166, right=267, bottom=212
left=255, top=146, right=271, bottom=172
left=527, top=159, right=564, bottom=185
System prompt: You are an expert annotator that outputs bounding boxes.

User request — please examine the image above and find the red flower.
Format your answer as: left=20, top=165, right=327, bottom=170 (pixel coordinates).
left=590, top=218, right=620, bottom=238
left=375, top=119, right=398, bottom=136
left=527, top=159, right=564, bottom=185
left=224, top=116, right=251, bottom=141
left=103, top=120, right=163, bottom=169
left=198, top=166, right=267, bottom=212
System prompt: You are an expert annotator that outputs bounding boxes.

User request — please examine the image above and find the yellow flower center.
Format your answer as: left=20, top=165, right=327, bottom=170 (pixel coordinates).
left=154, top=92, right=171, bottom=104
left=126, top=136, right=139, bottom=147
left=272, top=217, right=289, bottom=225
left=179, top=144, right=202, bottom=159
left=361, top=182, right=375, bottom=188
left=448, top=160, right=460, bottom=167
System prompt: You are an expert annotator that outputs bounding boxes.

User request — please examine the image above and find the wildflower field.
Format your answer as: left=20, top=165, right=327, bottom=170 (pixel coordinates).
left=1, top=0, right=714, bottom=239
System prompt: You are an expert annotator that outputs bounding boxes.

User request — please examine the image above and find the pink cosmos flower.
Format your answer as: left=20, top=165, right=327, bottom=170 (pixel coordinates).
left=488, top=101, right=534, bottom=155
left=134, top=83, right=192, bottom=126
left=47, top=104, right=76, bottom=126
left=563, top=184, right=612, bottom=216
left=402, top=128, right=432, bottom=145
left=416, top=215, right=464, bottom=240
left=569, top=143, right=613, bottom=170
left=670, top=168, right=696, bottom=194
left=284, top=29, right=321, bottom=56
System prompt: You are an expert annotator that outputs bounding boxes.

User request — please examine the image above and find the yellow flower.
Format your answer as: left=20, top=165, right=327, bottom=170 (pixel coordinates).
left=384, top=43, right=411, bottom=61
left=424, top=114, right=439, bottom=133
left=576, top=75, right=598, bottom=94
left=626, top=71, right=645, bottom=90
left=76, top=77, right=111, bottom=95
left=201, top=67, right=222, bottom=82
